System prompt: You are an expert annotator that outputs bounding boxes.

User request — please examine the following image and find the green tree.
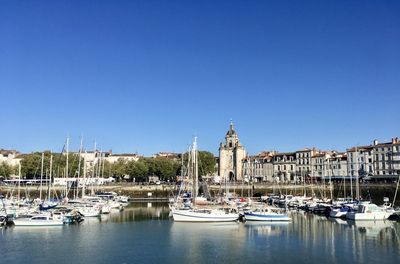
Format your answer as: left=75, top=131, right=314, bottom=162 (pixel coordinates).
left=126, top=160, right=148, bottom=180
left=182, top=150, right=216, bottom=177
left=19, top=152, right=83, bottom=179
left=198, top=151, right=217, bottom=176
left=109, top=159, right=128, bottom=179
left=0, top=162, right=17, bottom=178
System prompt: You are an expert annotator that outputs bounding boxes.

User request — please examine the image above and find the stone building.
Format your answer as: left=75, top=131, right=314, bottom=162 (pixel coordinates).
left=326, top=152, right=348, bottom=179
left=273, top=152, right=297, bottom=182
left=346, top=146, right=374, bottom=178
left=0, top=149, right=21, bottom=166
left=242, top=151, right=275, bottom=182
left=218, top=121, right=246, bottom=181
left=372, top=138, right=400, bottom=180
left=295, top=148, right=317, bottom=181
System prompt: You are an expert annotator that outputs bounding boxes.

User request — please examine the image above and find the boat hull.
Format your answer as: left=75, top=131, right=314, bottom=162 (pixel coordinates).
left=172, top=210, right=238, bottom=222
left=13, top=219, right=64, bottom=226
left=244, top=212, right=291, bottom=221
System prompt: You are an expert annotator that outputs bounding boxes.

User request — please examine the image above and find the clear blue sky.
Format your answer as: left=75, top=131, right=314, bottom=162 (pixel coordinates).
left=1, top=1, right=399, bottom=156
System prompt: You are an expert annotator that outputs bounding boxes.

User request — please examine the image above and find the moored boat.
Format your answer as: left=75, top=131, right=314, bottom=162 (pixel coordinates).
left=13, top=215, right=64, bottom=226
left=244, top=207, right=290, bottom=221
left=172, top=208, right=239, bottom=222
left=346, top=203, right=392, bottom=221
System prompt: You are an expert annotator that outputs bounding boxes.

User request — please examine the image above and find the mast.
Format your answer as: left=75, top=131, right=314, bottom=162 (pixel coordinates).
left=192, top=137, right=198, bottom=206
left=47, top=153, right=53, bottom=201
left=82, top=152, right=87, bottom=198
left=18, top=163, right=21, bottom=201
left=91, top=141, right=97, bottom=196
left=40, top=152, right=44, bottom=201
left=393, top=174, right=400, bottom=207
left=328, top=157, right=333, bottom=201
left=355, top=146, right=360, bottom=200
left=65, top=136, right=69, bottom=198
left=350, top=149, right=353, bottom=199
left=76, top=136, right=83, bottom=199
left=343, top=154, right=346, bottom=198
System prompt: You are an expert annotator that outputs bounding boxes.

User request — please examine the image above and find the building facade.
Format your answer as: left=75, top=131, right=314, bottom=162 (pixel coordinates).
left=273, top=152, right=297, bottom=183
left=0, top=149, right=21, bottom=166
left=242, top=152, right=274, bottom=182
left=372, top=138, right=400, bottom=179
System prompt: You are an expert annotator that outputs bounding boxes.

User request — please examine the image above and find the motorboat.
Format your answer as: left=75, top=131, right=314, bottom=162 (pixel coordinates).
left=244, top=207, right=291, bottom=221
left=346, top=203, right=392, bottom=220
left=13, top=215, right=64, bottom=226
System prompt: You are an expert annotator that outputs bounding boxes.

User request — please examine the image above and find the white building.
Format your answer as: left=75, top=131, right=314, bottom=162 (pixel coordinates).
left=372, top=138, right=400, bottom=180
left=273, top=152, right=297, bottom=182
left=0, top=149, right=21, bottom=166
left=242, top=152, right=275, bottom=182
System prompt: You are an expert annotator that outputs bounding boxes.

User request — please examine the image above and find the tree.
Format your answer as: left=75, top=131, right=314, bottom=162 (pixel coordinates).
left=0, top=162, right=17, bottom=178
left=182, top=150, right=216, bottom=177
left=19, top=152, right=83, bottom=179
left=110, top=159, right=128, bottom=179
left=126, top=160, right=148, bottom=180
left=198, top=151, right=216, bottom=176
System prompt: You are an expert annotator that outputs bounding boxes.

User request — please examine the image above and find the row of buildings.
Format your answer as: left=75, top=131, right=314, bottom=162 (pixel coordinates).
left=217, top=122, right=400, bottom=183
left=2, top=122, right=400, bottom=183
left=0, top=149, right=142, bottom=170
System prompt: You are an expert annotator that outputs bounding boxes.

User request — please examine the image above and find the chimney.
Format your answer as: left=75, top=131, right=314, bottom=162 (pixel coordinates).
left=373, top=139, right=378, bottom=146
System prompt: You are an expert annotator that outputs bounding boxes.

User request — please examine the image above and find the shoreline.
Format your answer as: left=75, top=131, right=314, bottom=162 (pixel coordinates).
left=1, top=183, right=399, bottom=203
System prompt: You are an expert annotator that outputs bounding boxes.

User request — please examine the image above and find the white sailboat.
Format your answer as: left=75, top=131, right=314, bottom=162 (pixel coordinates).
left=172, top=137, right=239, bottom=222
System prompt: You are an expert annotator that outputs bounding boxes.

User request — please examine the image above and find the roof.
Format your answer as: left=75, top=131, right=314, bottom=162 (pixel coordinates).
left=274, top=152, right=296, bottom=157
left=0, top=149, right=18, bottom=155
left=347, top=145, right=373, bottom=152
left=110, top=154, right=140, bottom=157
left=226, top=121, right=236, bottom=136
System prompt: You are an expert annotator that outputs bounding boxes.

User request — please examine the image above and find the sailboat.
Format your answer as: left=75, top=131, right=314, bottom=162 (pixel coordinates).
left=172, top=137, right=239, bottom=222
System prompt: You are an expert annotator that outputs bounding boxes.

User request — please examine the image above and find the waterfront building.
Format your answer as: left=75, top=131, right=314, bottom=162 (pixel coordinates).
left=242, top=152, right=274, bottom=182
left=273, top=152, right=297, bottom=183
left=295, top=148, right=317, bottom=181
left=372, top=138, right=400, bottom=180
left=311, top=152, right=327, bottom=179
left=0, top=149, right=21, bottom=166
left=218, top=121, right=246, bottom=181
left=326, top=152, right=348, bottom=179
left=346, top=145, right=374, bottom=179
left=153, top=152, right=181, bottom=159
left=106, top=153, right=141, bottom=163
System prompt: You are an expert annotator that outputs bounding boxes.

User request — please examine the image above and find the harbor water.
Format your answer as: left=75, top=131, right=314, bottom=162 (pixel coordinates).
left=1, top=203, right=399, bottom=263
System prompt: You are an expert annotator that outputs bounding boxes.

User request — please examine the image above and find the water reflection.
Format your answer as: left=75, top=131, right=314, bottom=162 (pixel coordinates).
left=81, top=202, right=171, bottom=224
left=244, top=221, right=289, bottom=236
